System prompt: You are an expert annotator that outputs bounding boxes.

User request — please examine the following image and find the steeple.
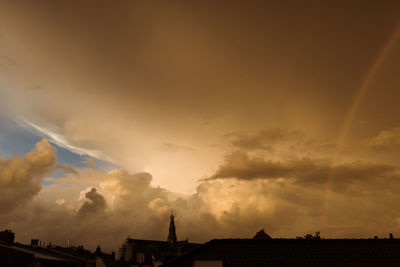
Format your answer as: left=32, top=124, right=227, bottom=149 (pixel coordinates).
left=167, top=211, right=177, bottom=249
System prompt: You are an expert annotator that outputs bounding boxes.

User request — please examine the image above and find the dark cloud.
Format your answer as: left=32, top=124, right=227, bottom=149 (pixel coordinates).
left=207, top=151, right=398, bottom=191
left=1, top=1, right=400, bottom=193
left=227, top=129, right=304, bottom=151
left=78, top=188, right=106, bottom=217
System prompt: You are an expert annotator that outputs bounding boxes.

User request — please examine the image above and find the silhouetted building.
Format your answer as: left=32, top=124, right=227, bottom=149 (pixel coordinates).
left=0, top=230, right=15, bottom=245
left=30, top=239, right=39, bottom=246
left=252, top=229, right=272, bottom=239
left=118, top=213, right=201, bottom=267
left=0, top=229, right=102, bottom=267
left=0, top=242, right=96, bottom=267
left=164, top=238, right=400, bottom=267
left=94, top=245, right=117, bottom=267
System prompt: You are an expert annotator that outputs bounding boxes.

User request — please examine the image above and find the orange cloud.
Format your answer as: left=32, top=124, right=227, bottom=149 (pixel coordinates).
left=0, top=138, right=55, bottom=212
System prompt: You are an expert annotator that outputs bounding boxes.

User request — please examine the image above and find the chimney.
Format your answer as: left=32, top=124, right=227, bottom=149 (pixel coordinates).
left=95, top=245, right=102, bottom=255
left=31, top=239, right=39, bottom=247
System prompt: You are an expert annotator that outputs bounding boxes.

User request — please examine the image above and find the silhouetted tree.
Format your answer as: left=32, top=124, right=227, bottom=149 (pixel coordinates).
left=296, top=232, right=321, bottom=240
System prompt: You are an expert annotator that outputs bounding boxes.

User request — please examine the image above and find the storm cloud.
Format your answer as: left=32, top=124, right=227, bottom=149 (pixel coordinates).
left=1, top=1, right=400, bottom=254
left=1, top=0, right=400, bottom=193
left=208, top=151, right=398, bottom=190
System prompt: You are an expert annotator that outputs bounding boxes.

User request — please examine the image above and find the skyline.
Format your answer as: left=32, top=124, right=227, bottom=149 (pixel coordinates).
left=1, top=1, right=400, bottom=251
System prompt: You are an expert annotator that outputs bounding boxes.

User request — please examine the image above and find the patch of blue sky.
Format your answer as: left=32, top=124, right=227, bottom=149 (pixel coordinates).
left=0, top=118, right=121, bottom=185
left=0, top=118, right=42, bottom=158
left=42, top=179, right=56, bottom=186
left=47, top=145, right=121, bottom=185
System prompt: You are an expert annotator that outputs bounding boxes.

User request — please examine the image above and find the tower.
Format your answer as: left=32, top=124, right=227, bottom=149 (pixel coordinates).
left=167, top=211, right=177, bottom=249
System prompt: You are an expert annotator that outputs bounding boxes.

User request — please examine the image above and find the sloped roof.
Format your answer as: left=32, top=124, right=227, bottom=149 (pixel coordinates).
left=0, top=244, right=71, bottom=262
left=0, top=243, right=84, bottom=265
left=252, top=229, right=272, bottom=239
left=164, top=238, right=400, bottom=267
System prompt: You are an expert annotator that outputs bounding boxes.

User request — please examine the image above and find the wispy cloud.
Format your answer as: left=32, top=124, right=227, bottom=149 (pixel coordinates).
left=17, top=118, right=112, bottom=162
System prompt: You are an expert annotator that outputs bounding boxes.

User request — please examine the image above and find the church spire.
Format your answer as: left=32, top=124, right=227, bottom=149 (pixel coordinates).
left=167, top=211, right=177, bottom=249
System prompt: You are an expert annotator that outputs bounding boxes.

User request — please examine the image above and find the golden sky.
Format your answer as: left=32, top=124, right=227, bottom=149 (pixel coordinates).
left=1, top=1, right=400, bottom=251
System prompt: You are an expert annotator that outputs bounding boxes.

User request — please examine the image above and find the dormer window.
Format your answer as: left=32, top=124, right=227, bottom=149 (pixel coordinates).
left=137, top=252, right=145, bottom=263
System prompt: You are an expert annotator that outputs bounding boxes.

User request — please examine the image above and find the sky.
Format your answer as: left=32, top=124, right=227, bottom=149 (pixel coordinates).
left=1, top=0, right=400, bottom=252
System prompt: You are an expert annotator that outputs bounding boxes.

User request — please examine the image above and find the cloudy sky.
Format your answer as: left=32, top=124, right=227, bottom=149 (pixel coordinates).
left=1, top=0, right=400, bottom=252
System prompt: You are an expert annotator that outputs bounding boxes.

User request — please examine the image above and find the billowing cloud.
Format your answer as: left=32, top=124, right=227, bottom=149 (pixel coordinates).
left=2, top=130, right=400, bottom=256
left=78, top=188, right=106, bottom=217
left=0, top=138, right=55, bottom=212
left=1, top=144, right=400, bottom=252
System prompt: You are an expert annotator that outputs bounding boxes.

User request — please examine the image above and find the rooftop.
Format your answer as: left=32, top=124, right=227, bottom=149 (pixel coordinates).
left=165, top=238, right=400, bottom=267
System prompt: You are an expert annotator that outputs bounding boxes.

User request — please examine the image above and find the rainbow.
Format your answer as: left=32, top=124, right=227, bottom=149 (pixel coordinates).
left=320, top=23, right=400, bottom=228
